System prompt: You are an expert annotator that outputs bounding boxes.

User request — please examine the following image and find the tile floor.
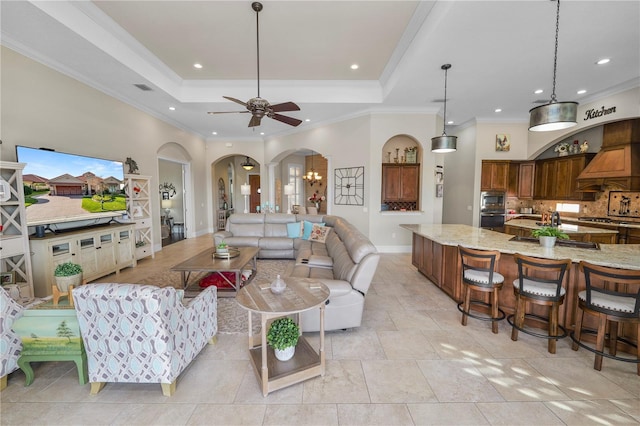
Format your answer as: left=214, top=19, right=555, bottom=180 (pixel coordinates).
left=2, top=235, right=639, bottom=425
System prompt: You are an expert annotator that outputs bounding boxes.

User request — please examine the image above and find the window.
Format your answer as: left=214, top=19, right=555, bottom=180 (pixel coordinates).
left=288, top=164, right=303, bottom=206
left=555, top=203, right=580, bottom=213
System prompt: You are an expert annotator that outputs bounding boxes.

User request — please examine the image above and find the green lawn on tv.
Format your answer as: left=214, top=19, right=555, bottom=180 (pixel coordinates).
left=82, top=194, right=126, bottom=212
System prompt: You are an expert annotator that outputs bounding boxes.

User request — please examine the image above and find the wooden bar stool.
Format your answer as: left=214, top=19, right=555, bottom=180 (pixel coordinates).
left=508, top=254, right=571, bottom=354
left=457, top=246, right=505, bottom=334
left=571, top=261, right=640, bottom=375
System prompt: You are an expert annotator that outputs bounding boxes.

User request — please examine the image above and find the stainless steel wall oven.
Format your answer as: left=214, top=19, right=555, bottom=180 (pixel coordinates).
left=480, top=191, right=506, bottom=229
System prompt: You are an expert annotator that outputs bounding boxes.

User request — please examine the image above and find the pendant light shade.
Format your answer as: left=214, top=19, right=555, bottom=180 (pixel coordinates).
left=529, top=0, right=577, bottom=132
left=431, top=64, right=457, bottom=153
left=241, top=156, right=255, bottom=171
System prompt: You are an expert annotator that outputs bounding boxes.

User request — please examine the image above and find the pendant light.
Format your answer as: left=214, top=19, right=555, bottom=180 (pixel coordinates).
left=529, top=0, right=577, bottom=132
left=303, top=151, right=322, bottom=186
left=431, top=64, right=457, bottom=153
left=241, top=156, right=255, bottom=171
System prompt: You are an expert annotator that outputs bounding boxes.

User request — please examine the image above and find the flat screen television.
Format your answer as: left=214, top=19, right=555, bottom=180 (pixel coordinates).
left=16, top=146, right=127, bottom=229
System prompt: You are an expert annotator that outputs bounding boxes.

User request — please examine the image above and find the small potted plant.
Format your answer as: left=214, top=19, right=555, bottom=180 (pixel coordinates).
left=216, top=241, right=229, bottom=254
left=531, top=226, right=569, bottom=248
left=266, top=317, right=300, bottom=361
left=53, top=262, right=83, bottom=292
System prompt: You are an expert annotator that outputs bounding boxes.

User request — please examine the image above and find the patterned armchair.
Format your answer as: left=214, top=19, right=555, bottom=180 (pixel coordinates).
left=73, top=283, right=217, bottom=396
left=1, top=288, right=24, bottom=391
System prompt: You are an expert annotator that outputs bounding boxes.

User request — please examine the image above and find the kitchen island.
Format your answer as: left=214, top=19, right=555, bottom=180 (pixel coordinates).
left=401, top=224, right=640, bottom=351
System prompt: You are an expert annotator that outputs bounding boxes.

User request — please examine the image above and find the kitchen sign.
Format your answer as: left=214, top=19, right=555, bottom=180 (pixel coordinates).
left=584, top=105, right=616, bottom=121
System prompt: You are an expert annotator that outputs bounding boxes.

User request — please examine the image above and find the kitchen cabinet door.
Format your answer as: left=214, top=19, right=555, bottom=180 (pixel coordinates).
left=382, top=164, right=420, bottom=205
left=481, top=161, right=509, bottom=191
left=518, top=162, right=535, bottom=199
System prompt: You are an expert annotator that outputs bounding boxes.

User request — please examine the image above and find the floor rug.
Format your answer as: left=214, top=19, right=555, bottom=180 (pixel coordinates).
left=138, top=259, right=293, bottom=334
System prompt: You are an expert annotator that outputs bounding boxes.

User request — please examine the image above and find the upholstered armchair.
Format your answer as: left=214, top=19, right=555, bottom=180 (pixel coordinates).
left=73, top=283, right=217, bottom=396
left=1, top=288, right=24, bottom=391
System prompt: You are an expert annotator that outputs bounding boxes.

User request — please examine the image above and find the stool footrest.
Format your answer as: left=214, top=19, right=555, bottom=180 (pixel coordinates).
left=457, top=300, right=505, bottom=322
left=570, top=330, right=640, bottom=364
left=507, top=313, right=567, bottom=340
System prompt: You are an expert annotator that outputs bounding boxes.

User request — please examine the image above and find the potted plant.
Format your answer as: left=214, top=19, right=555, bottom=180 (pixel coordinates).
left=216, top=241, right=229, bottom=254
left=266, top=317, right=300, bottom=361
left=531, top=226, right=569, bottom=248
left=53, top=262, right=83, bottom=292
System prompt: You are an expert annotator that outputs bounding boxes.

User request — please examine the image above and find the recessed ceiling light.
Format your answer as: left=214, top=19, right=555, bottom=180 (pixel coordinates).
left=260, top=132, right=265, bottom=136
left=169, top=106, right=176, bottom=111
left=534, top=89, right=544, bottom=94
left=447, top=121, right=454, bottom=125
left=305, top=118, right=311, bottom=122
left=495, top=108, right=502, bottom=113
left=577, top=89, right=587, bottom=95
left=193, top=63, right=203, bottom=69
left=596, top=58, right=610, bottom=65
left=350, top=64, right=359, bottom=70
left=212, top=131, right=217, bottom=135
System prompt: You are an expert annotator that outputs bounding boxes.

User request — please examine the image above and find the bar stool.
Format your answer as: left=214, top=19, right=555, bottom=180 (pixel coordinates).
left=571, top=261, right=640, bottom=375
left=457, top=246, right=505, bottom=334
left=508, top=254, right=571, bottom=354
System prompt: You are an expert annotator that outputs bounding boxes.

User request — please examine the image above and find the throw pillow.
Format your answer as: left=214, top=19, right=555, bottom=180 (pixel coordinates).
left=308, top=224, right=332, bottom=243
left=286, top=221, right=303, bottom=238
left=303, top=221, right=325, bottom=240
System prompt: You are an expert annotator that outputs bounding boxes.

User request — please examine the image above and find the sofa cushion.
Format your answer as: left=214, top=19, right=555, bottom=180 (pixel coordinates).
left=303, top=221, right=325, bottom=240
left=332, top=243, right=356, bottom=282
left=259, top=237, right=294, bottom=250
left=286, top=222, right=303, bottom=238
left=223, top=236, right=259, bottom=247
left=309, top=224, right=331, bottom=243
left=229, top=222, right=264, bottom=237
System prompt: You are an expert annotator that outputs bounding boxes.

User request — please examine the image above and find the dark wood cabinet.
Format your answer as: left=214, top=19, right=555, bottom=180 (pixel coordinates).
left=625, top=228, right=640, bottom=244
left=533, top=154, right=595, bottom=201
left=517, top=161, right=535, bottom=199
left=481, top=160, right=519, bottom=195
left=382, top=164, right=419, bottom=209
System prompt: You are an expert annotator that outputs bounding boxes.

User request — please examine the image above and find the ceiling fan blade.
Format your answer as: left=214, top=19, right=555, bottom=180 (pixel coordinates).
left=248, top=115, right=262, bottom=127
left=271, top=114, right=302, bottom=127
left=223, top=96, right=248, bottom=107
left=270, top=101, right=300, bottom=113
left=207, top=111, right=250, bottom=115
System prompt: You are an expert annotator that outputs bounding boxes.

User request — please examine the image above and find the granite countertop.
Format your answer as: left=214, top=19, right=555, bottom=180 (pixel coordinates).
left=504, top=219, right=619, bottom=234
left=401, top=224, right=640, bottom=270
left=507, top=214, right=640, bottom=229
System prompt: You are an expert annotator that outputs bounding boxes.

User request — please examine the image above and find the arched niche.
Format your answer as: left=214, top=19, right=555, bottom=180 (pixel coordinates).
left=381, top=134, right=421, bottom=212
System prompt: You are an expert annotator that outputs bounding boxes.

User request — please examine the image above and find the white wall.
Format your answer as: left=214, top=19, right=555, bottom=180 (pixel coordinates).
left=442, top=123, right=477, bottom=225
left=1, top=47, right=207, bottom=246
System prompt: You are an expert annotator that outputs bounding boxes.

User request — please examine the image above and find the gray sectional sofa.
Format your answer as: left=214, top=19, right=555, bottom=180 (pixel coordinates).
left=213, top=213, right=380, bottom=332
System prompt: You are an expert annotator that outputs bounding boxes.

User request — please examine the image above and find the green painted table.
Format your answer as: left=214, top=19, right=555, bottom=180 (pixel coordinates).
left=12, top=300, right=88, bottom=386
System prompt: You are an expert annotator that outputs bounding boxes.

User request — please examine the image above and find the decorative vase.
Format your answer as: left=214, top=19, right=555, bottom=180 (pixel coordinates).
left=539, top=236, right=557, bottom=248
left=274, top=345, right=295, bottom=361
left=315, top=202, right=320, bottom=210
left=55, top=273, right=82, bottom=292
left=270, top=274, right=286, bottom=294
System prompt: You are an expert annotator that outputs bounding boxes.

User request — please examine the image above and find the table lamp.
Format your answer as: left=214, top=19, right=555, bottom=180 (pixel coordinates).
left=284, top=184, right=294, bottom=214
left=241, top=183, right=251, bottom=214
left=161, top=199, right=172, bottom=218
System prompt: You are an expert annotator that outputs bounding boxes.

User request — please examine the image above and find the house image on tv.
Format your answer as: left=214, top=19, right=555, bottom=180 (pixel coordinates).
left=102, top=176, right=123, bottom=194
left=48, top=174, right=84, bottom=196
left=22, top=174, right=49, bottom=191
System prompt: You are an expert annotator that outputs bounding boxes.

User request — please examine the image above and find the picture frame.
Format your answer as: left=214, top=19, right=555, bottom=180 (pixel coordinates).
left=496, top=133, right=511, bottom=152
left=292, top=205, right=300, bottom=214
left=436, top=184, right=444, bottom=198
left=162, top=191, right=170, bottom=200
left=132, top=206, right=143, bottom=218
left=1, top=271, right=16, bottom=285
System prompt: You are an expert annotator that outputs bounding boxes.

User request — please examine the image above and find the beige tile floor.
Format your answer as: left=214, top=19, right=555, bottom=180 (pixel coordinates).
left=2, top=234, right=639, bottom=425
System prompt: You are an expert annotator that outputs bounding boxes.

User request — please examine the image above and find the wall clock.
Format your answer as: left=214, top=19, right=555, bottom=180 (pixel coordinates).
left=334, top=167, right=364, bottom=205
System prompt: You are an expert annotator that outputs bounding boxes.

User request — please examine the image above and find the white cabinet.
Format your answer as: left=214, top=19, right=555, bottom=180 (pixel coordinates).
left=30, top=224, right=135, bottom=297
left=123, top=174, right=154, bottom=260
left=0, top=162, right=34, bottom=300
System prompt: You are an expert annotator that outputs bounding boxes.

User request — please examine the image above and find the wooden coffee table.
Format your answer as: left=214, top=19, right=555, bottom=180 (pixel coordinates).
left=170, top=246, right=259, bottom=295
left=236, top=277, right=329, bottom=396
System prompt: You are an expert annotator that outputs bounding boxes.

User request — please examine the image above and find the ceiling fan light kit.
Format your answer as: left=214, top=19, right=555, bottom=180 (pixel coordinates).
left=529, top=0, right=578, bottom=132
left=207, top=2, right=302, bottom=129
left=431, top=64, right=457, bottom=153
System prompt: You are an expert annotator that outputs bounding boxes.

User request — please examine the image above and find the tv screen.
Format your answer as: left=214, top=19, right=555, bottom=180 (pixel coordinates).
left=16, top=146, right=127, bottom=227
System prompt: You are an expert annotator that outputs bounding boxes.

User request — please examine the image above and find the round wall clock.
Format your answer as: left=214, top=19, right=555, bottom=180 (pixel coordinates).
left=334, top=166, right=364, bottom=205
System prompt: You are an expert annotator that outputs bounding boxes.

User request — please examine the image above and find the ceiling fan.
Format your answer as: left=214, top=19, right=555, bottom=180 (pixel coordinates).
left=207, top=2, right=302, bottom=128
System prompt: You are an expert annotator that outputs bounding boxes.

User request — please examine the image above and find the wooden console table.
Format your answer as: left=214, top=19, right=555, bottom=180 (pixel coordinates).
left=236, top=278, right=329, bottom=396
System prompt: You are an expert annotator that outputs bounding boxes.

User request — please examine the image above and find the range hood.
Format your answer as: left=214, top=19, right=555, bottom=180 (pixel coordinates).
left=576, top=119, right=640, bottom=191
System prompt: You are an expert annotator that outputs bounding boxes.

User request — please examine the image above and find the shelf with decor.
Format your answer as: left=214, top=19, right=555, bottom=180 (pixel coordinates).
left=123, top=174, right=154, bottom=260
left=0, top=161, right=34, bottom=302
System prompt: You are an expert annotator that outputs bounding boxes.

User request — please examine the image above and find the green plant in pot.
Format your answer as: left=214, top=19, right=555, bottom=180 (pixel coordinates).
left=266, top=317, right=300, bottom=361
left=53, top=262, right=83, bottom=292
left=216, top=241, right=229, bottom=254
left=531, top=226, right=569, bottom=248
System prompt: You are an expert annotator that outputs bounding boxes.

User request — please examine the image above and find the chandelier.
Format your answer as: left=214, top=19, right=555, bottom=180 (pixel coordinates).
left=303, top=152, right=322, bottom=186
left=241, top=156, right=255, bottom=171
